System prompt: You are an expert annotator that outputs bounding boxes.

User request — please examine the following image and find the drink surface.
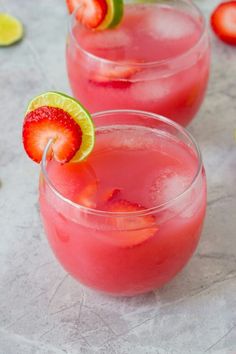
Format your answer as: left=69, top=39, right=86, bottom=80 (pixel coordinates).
left=45, top=125, right=198, bottom=209
left=67, top=3, right=210, bottom=126
left=40, top=124, right=206, bottom=295
left=75, top=4, right=202, bottom=62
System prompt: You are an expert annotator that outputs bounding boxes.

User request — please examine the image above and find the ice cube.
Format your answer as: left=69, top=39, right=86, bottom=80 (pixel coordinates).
left=111, top=127, right=158, bottom=150
left=149, top=169, right=191, bottom=207
left=131, top=78, right=171, bottom=103
left=163, top=173, right=191, bottom=202
left=147, top=9, right=195, bottom=40
left=82, top=29, right=131, bottom=51
left=162, top=172, right=200, bottom=218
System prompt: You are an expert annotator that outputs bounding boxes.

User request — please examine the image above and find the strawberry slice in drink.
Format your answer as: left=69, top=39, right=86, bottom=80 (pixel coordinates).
left=90, top=62, right=140, bottom=89
left=105, top=200, right=158, bottom=247
left=72, top=186, right=157, bottom=247
left=211, top=1, right=236, bottom=45
left=95, top=63, right=139, bottom=82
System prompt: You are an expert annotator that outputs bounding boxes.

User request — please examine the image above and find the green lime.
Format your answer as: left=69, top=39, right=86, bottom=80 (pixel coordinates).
left=97, top=0, right=123, bottom=30
left=0, top=13, right=23, bottom=46
left=26, top=92, right=95, bottom=162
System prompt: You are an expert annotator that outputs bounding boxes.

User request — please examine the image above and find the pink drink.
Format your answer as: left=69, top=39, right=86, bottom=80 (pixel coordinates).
left=66, top=1, right=210, bottom=126
left=39, top=111, right=206, bottom=296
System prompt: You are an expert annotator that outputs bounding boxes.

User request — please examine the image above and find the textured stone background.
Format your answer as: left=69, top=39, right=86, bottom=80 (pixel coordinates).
left=0, top=0, right=236, bottom=353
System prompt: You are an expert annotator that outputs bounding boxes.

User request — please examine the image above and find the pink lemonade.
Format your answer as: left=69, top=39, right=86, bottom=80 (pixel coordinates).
left=39, top=111, right=206, bottom=296
left=66, top=1, right=210, bottom=126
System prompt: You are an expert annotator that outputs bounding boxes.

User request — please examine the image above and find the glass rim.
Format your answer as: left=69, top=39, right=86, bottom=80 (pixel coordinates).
left=41, top=109, right=203, bottom=217
left=67, top=0, right=207, bottom=69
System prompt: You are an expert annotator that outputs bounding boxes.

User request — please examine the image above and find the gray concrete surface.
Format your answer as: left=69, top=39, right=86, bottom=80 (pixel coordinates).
left=0, top=0, right=236, bottom=353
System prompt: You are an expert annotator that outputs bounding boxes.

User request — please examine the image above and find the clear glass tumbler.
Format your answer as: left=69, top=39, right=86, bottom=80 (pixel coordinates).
left=66, top=0, right=210, bottom=126
left=39, top=110, right=207, bottom=296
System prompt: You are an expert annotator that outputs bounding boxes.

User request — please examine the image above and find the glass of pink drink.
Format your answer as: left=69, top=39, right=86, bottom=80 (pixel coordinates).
left=66, top=0, right=210, bottom=126
left=39, top=110, right=206, bottom=296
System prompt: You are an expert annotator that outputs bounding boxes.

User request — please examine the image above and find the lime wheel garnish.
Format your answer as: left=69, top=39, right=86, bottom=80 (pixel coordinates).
left=98, top=0, right=123, bottom=29
left=66, top=0, right=123, bottom=30
left=0, top=13, right=23, bottom=46
left=22, top=92, right=95, bottom=164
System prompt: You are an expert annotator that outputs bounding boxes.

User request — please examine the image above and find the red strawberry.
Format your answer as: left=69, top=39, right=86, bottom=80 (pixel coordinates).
left=66, top=0, right=107, bottom=29
left=106, top=200, right=158, bottom=247
left=23, top=106, right=82, bottom=164
left=211, top=1, right=236, bottom=45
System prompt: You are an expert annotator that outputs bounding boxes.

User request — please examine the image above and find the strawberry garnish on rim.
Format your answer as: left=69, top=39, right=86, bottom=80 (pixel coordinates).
left=106, top=200, right=158, bottom=247
left=66, top=0, right=107, bottom=29
left=23, top=106, right=82, bottom=164
left=211, top=1, right=236, bottom=45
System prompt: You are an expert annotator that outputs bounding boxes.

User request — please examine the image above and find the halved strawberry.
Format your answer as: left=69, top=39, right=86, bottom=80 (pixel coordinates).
left=211, top=1, right=236, bottom=45
left=23, top=106, right=82, bottom=164
left=66, top=0, right=107, bottom=29
left=106, top=200, right=158, bottom=247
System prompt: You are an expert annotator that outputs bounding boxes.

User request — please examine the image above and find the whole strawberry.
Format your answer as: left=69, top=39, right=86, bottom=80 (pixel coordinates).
left=211, top=1, right=236, bottom=45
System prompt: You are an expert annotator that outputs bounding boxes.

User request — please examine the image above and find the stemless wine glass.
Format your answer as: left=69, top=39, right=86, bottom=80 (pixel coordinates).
left=66, top=0, right=210, bottom=126
left=39, top=110, right=206, bottom=296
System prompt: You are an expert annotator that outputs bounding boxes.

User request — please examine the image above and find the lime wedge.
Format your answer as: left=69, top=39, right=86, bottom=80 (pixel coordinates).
left=97, top=0, right=123, bottom=30
left=0, top=13, right=23, bottom=46
left=26, top=92, right=95, bottom=162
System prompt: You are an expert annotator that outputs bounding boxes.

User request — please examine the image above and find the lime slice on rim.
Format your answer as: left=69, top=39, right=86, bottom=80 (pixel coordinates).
left=0, top=13, right=23, bottom=46
left=97, top=0, right=123, bottom=30
left=26, top=92, right=95, bottom=162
